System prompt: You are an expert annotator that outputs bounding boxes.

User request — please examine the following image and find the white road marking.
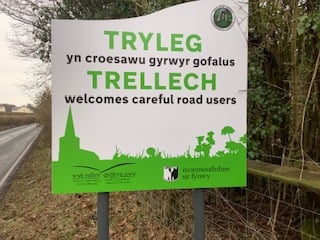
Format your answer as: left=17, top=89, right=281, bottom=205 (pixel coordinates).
left=0, top=126, right=42, bottom=190
left=0, top=135, right=9, bottom=143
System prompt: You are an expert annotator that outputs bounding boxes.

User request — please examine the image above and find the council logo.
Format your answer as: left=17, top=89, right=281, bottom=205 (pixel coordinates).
left=163, top=166, right=179, bottom=182
left=211, top=5, right=235, bottom=30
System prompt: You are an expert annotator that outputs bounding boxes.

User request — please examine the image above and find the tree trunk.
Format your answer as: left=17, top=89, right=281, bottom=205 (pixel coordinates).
left=287, top=0, right=302, bottom=164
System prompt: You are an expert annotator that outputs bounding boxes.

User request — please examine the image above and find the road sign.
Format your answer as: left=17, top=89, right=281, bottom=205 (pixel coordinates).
left=52, top=0, right=248, bottom=194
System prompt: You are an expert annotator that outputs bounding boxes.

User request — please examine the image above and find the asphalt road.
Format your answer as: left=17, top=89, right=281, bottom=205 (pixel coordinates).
left=0, top=123, right=42, bottom=190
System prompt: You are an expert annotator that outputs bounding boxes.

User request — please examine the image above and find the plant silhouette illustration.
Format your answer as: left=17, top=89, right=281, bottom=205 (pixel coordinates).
left=53, top=107, right=247, bottom=193
left=239, top=134, right=247, bottom=144
left=195, top=131, right=215, bottom=157
left=146, top=147, right=156, bottom=157
left=221, top=126, right=235, bottom=142
left=112, top=125, right=245, bottom=160
left=55, top=108, right=246, bottom=163
left=225, top=141, right=240, bottom=154
left=146, top=147, right=162, bottom=159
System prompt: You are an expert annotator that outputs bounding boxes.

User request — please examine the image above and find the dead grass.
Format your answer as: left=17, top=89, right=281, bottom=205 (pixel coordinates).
left=0, top=133, right=192, bottom=239
left=0, top=131, right=308, bottom=239
left=0, top=135, right=97, bottom=239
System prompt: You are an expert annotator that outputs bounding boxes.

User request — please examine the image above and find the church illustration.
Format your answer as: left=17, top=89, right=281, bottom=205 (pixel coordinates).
left=58, top=107, right=100, bottom=164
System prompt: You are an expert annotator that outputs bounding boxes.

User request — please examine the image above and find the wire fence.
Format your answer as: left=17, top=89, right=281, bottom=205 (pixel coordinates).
left=134, top=174, right=320, bottom=239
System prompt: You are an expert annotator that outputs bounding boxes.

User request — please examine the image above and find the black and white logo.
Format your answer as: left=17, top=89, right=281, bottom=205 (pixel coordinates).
left=163, top=166, right=179, bottom=182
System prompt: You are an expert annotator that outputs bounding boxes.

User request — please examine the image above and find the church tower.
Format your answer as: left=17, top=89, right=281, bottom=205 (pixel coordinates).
left=59, top=107, right=80, bottom=161
left=58, top=107, right=100, bottom=163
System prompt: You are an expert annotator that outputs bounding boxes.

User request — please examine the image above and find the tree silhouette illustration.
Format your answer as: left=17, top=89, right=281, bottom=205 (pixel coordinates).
left=221, top=126, right=235, bottom=142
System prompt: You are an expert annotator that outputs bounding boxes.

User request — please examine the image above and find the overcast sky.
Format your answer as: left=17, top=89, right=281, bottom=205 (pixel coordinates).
left=0, top=13, right=39, bottom=106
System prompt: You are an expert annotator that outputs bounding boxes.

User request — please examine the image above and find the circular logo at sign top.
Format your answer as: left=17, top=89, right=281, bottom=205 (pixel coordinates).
left=211, top=6, right=235, bottom=30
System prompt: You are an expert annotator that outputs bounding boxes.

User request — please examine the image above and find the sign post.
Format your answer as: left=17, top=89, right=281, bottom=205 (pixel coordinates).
left=97, top=192, right=109, bottom=240
left=194, top=189, right=205, bottom=239
left=51, top=0, right=248, bottom=238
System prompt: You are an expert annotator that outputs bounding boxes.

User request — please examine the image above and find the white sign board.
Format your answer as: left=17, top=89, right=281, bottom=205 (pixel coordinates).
left=52, top=0, right=248, bottom=193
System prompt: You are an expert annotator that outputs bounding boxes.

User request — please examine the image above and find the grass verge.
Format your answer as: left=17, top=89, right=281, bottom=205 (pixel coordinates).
left=0, top=134, right=97, bottom=239
left=0, top=132, right=191, bottom=239
left=0, top=131, right=305, bottom=239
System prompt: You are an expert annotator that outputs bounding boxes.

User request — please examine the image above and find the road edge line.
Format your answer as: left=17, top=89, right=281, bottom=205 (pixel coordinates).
left=0, top=126, right=42, bottom=190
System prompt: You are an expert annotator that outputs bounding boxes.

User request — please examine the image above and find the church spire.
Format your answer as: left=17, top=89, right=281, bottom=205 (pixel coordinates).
left=58, top=106, right=99, bottom=162
left=65, top=106, right=76, bottom=137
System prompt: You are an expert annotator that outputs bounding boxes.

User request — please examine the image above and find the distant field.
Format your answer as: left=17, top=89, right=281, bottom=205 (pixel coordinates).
left=0, top=112, right=36, bottom=131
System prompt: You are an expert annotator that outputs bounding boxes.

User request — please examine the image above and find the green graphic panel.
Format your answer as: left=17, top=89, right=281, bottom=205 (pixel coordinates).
left=52, top=108, right=246, bottom=193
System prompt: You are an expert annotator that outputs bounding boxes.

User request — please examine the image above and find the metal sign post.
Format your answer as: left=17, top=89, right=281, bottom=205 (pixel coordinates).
left=97, top=192, right=109, bottom=240
left=194, top=189, right=205, bottom=240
